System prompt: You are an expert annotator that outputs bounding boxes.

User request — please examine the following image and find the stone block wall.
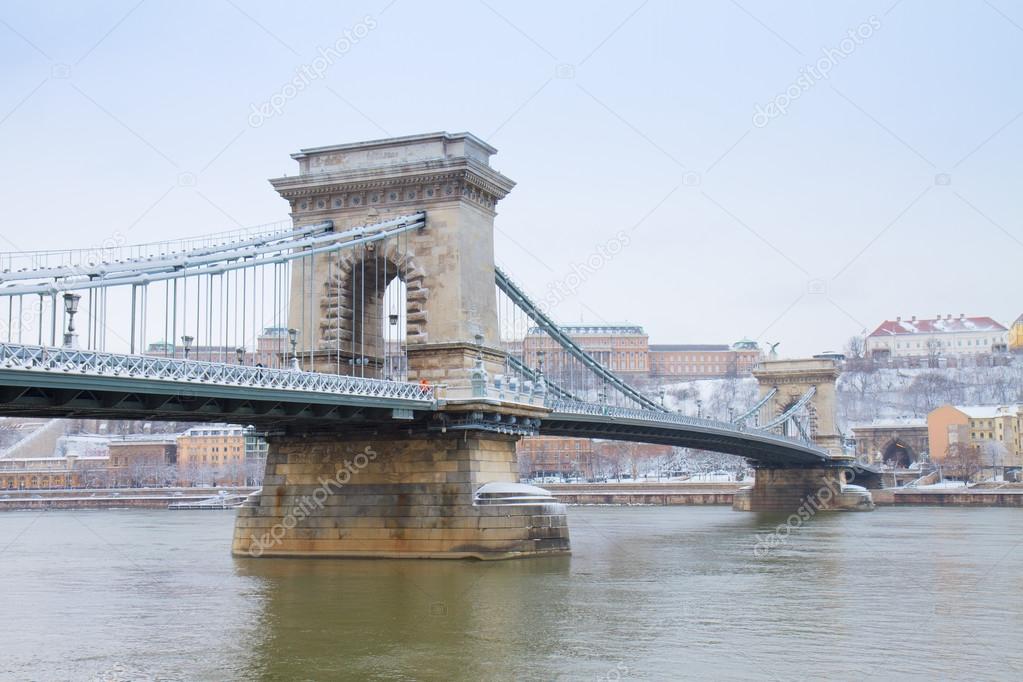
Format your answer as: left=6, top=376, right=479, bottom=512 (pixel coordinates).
left=233, top=430, right=570, bottom=560
left=732, top=467, right=847, bottom=512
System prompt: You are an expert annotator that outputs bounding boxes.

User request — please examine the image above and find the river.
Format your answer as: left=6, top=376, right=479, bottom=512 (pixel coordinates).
left=1, top=506, right=1020, bottom=681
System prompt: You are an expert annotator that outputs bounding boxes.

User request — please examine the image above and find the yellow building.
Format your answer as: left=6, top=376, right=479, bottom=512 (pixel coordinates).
left=1009, top=314, right=1023, bottom=351
left=176, top=424, right=248, bottom=486
left=927, top=404, right=1023, bottom=467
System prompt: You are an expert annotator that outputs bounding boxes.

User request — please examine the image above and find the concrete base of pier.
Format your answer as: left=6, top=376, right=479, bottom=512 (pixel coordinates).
left=732, top=466, right=874, bottom=512
left=232, top=431, right=570, bottom=560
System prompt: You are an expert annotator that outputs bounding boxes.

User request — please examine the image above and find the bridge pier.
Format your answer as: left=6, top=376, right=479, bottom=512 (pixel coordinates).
left=232, top=429, right=570, bottom=560
left=732, top=465, right=874, bottom=512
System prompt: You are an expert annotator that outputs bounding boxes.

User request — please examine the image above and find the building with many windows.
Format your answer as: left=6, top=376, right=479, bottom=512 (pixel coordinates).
left=648, top=340, right=761, bottom=379
left=521, top=326, right=761, bottom=382
left=107, top=433, right=177, bottom=487
left=927, top=404, right=1023, bottom=468
left=176, top=424, right=250, bottom=486
left=866, top=315, right=1008, bottom=360
left=522, top=325, right=649, bottom=382
left=0, top=455, right=95, bottom=490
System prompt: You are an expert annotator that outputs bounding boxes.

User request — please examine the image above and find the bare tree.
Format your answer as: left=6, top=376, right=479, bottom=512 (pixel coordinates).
left=845, top=335, right=865, bottom=360
left=944, top=442, right=982, bottom=483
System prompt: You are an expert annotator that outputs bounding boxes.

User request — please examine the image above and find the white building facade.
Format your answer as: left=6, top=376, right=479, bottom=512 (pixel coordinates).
left=866, top=315, right=1008, bottom=359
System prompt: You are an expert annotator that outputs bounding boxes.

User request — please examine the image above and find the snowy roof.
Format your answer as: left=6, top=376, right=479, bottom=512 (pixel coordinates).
left=849, top=417, right=927, bottom=430
left=527, top=325, right=645, bottom=336
left=182, top=423, right=250, bottom=437
left=649, top=344, right=730, bottom=352
left=868, top=316, right=1007, bottom=337
left=955, top=404, right=1023, bottom=419
left=107, top=433, right=178, bottom=445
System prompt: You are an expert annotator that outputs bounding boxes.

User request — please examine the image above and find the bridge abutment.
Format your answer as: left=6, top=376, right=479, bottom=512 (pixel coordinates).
left=232, top=429, right=570, bottom=560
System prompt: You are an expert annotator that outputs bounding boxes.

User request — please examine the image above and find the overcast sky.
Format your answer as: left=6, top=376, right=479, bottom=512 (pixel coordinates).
left=1, top=0, right=1020, bottom=357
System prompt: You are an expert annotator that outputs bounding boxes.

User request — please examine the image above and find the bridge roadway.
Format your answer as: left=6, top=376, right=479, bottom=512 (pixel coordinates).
left=0, top=343, right=845, bottom=468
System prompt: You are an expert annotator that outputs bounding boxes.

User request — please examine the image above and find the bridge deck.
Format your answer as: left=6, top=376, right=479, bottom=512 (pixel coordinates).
left=0, top=344, right=847, bottom=468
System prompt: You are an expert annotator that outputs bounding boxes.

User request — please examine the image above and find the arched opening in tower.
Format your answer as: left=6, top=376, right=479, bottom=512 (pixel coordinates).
left=882, top=440, right=915, bottom=468
left=777, top=397, right=818, bottom=442
left=381, top=277, right=407, bottom=381
left=322, top=235, right=425, bottom=380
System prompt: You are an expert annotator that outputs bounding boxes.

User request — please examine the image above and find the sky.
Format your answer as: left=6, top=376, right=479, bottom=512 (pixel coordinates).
left=0, top=0, right=1020, bottom=357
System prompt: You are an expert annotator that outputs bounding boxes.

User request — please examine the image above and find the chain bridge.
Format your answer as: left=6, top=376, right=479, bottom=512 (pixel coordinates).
left=0, top=132, right=874, bottom=559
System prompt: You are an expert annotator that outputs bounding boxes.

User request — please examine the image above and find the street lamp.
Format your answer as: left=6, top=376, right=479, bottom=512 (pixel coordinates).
left=235, top=347, right=245, bottom=365
left=389, top=313, right=399, bottom=326
left=659, top=387, right=666, bottom=407
left=181, top=335, right=194, bottom=360
left=696, top=399, right=703, bottom=418
left=62, top=292, right=81, bottom=348
left=287, top=328, right=300, bottom=370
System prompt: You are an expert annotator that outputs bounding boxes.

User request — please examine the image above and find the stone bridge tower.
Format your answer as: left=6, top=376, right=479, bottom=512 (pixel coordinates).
left=269, top=131, right=514, bottom=388
left=752, top=358, right=845, bottom=457
left=232, top=133, right=570, bottom=560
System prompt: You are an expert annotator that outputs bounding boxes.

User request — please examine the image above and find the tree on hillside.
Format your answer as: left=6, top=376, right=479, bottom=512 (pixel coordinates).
left=845, top=335, right=865, bottom=360
left=906, top=373, right=965, bottom=416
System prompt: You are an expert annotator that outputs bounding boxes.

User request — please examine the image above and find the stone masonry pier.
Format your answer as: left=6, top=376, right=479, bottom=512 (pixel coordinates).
left=732, top=466, right=874, bottom=512
left=233, top=431, right=570, bottom=560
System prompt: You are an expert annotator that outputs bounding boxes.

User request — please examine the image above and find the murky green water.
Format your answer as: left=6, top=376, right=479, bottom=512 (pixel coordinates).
left=1, top=506, right=1021, bottom=681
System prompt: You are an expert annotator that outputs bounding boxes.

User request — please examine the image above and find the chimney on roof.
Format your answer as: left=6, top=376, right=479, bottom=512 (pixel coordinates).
left=960, top=313, right=964, bottom=319
left=896, top=316, right=901, bottom=322
left=911, top=315, right=916, bottom=322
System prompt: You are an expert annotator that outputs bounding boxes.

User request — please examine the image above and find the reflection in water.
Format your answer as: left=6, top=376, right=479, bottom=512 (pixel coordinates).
left=1, top=507, right=1022, bottom=680
left=235, top=556, right=571, bottom=680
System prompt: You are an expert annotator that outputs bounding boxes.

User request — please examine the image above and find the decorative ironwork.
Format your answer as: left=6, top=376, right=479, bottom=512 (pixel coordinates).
left=0, top=342, right=434, bottom=404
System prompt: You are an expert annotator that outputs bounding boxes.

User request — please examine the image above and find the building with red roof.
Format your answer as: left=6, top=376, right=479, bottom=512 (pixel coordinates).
left=865, top=314, right=1008, bottom=360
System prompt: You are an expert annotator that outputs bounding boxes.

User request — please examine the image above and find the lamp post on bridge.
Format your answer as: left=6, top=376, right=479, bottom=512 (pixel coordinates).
left=235, top=347, right=246, bottom=365
left=181, top=335, right=193, bottom=360
left=62, top=293, right=81, bottom=349
left=288, top=327, right=298, bottom=370
left=696, top=399, right=703, bottom=419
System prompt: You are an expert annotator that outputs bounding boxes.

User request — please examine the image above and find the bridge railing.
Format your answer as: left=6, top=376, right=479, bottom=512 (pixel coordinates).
left=0, top=343, right=435, bottom=404
left=546, top=398, right=829, bottom=455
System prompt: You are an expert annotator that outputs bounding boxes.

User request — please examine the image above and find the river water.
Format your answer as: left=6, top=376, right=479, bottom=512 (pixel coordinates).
left=1, top=506, right=1021, bottom=681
